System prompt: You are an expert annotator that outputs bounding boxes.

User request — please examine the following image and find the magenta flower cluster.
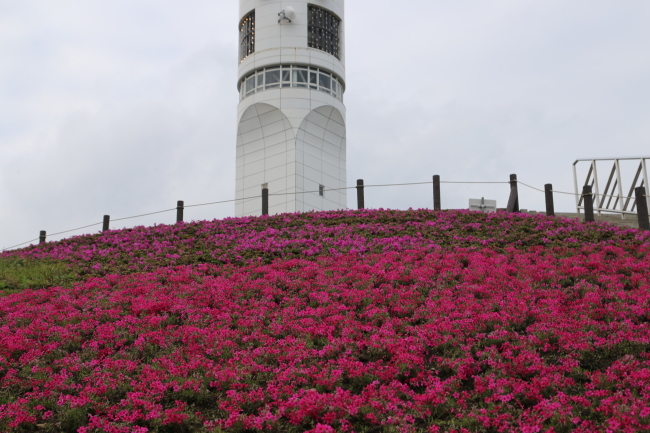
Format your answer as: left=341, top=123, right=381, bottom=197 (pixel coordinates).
left=1, top=209, right=650, bottom=432
left=5, top=209, right=648, bottom=277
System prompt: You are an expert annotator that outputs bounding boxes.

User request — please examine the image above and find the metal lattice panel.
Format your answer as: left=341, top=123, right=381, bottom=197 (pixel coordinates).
left=573, top=157, right=650, bottom=218
left=308, top=5, right=340, bottom=59
left=239, top=10, right=255, bottom=62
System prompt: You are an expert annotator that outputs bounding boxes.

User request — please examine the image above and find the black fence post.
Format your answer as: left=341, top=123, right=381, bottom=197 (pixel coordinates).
left=103, top=215, right=110, bottom=232
left=39, top=231, right=46, bottom=244
left=635, top=187, right=649, bottom=230
left=356, top=179, right=365, bottom=210
left=176, top=201, right=184, bottom=223
left=433, top=175, right=441, bottom=211
left=544, top=184, right=555, bottom=217
left=262, top=188, right=269, bottom=216
left=506, top=174, right=519, bottom=213
left=583, top=185, right=595, bottom=222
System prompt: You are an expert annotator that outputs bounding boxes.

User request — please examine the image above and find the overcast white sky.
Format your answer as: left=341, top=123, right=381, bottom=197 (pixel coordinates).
left=1, top=0, right=649, bottom=249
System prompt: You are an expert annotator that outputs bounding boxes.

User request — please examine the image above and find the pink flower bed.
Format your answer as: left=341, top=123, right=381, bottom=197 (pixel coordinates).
left=5, top=209, right=648, bottom=277
left=1, top=210, right=650, bottom=432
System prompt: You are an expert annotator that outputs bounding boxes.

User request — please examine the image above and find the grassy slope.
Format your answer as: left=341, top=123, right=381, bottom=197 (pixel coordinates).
left=0, top=257, right=76, bottom=296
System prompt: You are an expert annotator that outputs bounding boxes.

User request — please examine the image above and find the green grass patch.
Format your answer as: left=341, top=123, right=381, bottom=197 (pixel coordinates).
left=0, top=257, right=77, bottom=295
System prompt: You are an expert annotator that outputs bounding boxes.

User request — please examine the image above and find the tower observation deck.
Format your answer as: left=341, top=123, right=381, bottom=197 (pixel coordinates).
left=235, top=0, right=347, bottom=216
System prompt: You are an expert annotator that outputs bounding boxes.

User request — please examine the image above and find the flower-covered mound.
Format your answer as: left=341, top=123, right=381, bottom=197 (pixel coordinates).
left=1, top=209, right=650, bottom=433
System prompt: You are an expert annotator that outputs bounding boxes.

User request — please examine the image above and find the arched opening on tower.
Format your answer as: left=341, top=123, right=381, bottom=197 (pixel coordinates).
left=236, top=103, right=295, bottom=216
left=295, top=106, right=347, bottom=212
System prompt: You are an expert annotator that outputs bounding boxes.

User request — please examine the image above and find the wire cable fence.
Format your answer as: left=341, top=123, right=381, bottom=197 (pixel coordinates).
left=3, top=175, right=649, bottom=252
left=517, top=180, right=650, bottom=199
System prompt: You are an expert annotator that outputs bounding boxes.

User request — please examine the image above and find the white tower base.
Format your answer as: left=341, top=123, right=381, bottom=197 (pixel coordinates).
left=236, top=100, right=346, bottom=216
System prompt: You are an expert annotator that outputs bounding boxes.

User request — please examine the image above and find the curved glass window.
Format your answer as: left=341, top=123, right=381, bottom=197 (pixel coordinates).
left=239, top=11, right=255, bottom=62
left=265, top=68, right=280, bottom=88
left=239, top=65, right=344, bottom=101
left=308, top=5, right=340, bottom=59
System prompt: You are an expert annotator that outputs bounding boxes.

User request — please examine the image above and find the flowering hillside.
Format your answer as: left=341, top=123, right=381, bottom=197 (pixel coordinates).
left=1, top=209, right=650, bottom=433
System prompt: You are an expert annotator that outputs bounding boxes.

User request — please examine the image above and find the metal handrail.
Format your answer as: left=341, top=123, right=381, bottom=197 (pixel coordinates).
left=574, top=156, right=650, bottom=164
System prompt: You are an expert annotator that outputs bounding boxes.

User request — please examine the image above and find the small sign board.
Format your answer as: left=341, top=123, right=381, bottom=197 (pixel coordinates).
left=469, top=197, right=497, bottom=213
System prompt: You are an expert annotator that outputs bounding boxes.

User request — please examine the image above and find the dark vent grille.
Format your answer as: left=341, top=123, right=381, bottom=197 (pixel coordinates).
left=239, top=10, right=255, bottom=62
left=308, top=5, right=340, bottom=59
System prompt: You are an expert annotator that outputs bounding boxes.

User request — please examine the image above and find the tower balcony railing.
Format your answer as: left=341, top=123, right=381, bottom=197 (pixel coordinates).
left=238, top=64, right=344, bottom=102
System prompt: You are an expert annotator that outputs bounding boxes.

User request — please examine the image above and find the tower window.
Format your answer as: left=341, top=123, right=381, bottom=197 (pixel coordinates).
left=293, top=67, right=308, bottom=87
left=308, top=5, right=340, bottom=59
left=239, top=11, right=255, bottom=62
left=265, top=68, right=280, bottom=88
left=319, top=185, right=325, bottom=196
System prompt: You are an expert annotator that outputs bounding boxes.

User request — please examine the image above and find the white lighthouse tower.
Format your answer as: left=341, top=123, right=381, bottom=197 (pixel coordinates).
left=235, top=0, right=347, bottom=216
